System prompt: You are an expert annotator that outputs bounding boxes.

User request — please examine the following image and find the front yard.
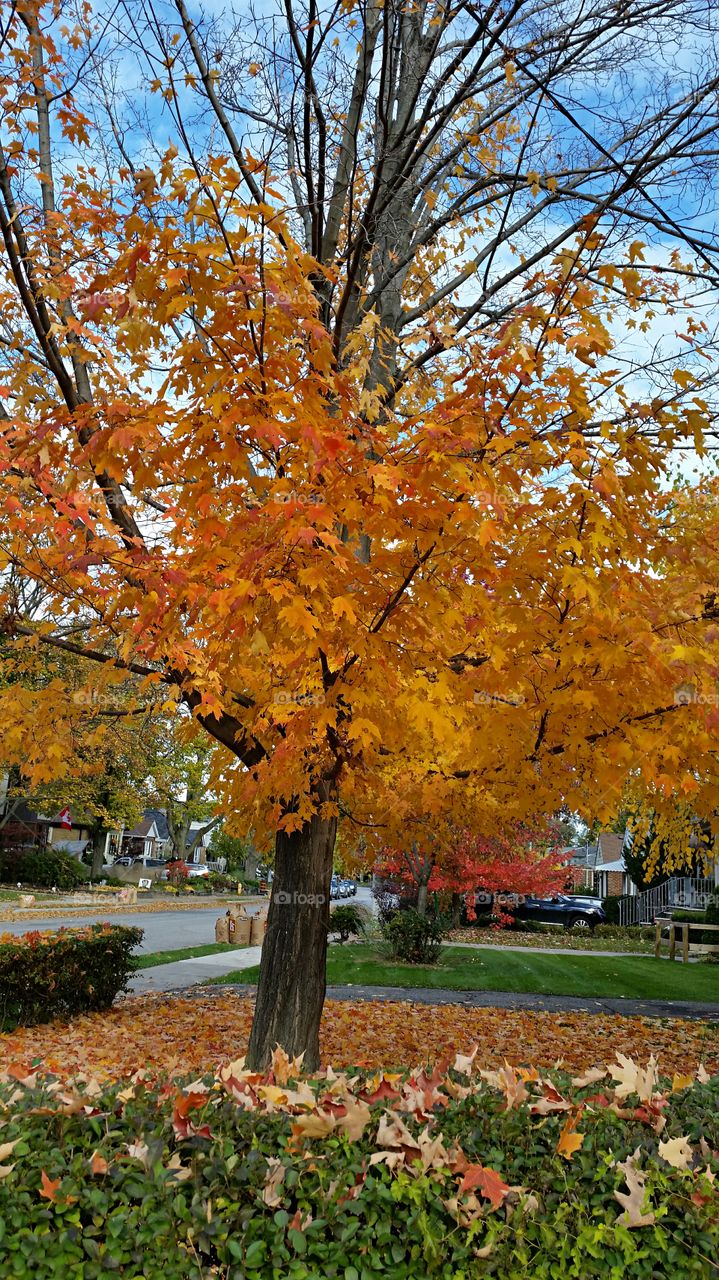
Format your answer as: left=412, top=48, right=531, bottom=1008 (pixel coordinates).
left=216, top=942, right=719, bottom=1003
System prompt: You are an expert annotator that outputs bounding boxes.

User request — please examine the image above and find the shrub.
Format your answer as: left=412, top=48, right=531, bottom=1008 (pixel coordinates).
left=0, top=845, right=88, bottom=890
left=601, top=894, right=624, bottom=924
left=0, top=924, right=143, bottom=1029
left=382, top=908, right=445, bottom=963
left=329, top=903, right=368, bottom=943
left=165, top=859, right=189, bottom=887
left=0, top=1060, right=716, bottom=1279
left=200, top=871, right=239, bottom=894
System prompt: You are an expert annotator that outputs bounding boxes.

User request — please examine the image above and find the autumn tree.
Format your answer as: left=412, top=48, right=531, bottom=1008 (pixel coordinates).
left=0, top=632, right=160, bottom=872
left=1, top=2, right=719, bottom=1068
left=377, top=823, right=567, bottom=921
left=145, top=721, right=221, bottom=859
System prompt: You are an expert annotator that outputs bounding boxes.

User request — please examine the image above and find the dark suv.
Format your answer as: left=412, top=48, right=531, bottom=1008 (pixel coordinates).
left=474, top=892, right=606, bottom=931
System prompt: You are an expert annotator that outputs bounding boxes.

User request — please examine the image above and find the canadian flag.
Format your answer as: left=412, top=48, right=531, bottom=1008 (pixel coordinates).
left=57, top=807, right=72, bottom=830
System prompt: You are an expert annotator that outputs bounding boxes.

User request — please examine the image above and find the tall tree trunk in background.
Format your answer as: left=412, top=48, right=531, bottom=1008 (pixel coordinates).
left=90, top=826, right=106, bottom=878
left=247, top=796, right=338, bottom=1071
left=406, top=845, right=434, bottom=917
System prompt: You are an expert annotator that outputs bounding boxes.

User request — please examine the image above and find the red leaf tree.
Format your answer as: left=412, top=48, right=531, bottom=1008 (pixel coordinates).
left=378, top=824, right=568, bottom=925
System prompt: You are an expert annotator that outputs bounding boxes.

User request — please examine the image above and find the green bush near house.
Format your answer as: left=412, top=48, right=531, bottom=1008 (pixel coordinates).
left=0, top=1065, right=716, bottom=1278
left=0, top=845, right=88, bottom=890
left=0, top=924, right=143, bottom=1029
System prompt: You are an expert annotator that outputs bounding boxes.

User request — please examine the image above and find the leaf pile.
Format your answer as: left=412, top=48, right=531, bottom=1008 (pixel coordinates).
left=0, top=1050, right=716, bottom=1278
left=0, top=991, right=717, bottom=1082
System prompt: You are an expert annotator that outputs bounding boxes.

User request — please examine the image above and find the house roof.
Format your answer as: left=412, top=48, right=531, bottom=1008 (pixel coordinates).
left=596, top=857, right=626, bottom=873
left=143, top=808, right=170, bottom=841
left=52, top=839, right=90, bottom=857
left=597, top=832, right=626, bottom=865
left=125, top=815, right=159, bottom=839
left=564, top=842, right=599, bottom=867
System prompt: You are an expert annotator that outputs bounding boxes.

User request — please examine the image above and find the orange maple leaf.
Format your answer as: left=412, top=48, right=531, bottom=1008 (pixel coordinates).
left=39, top=1169, right=62, bottom=1201
left=459, top=1163, right=510, bottom=1209
left=557, top=1110, right=585, bottom=1160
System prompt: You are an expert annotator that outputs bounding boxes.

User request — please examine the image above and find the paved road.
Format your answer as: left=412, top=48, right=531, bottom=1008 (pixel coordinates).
left=3, top=885, right=375, bottom=953
left=1, top=906, right=260, bottom=953
left=218, top=983, right=719, bottom=1023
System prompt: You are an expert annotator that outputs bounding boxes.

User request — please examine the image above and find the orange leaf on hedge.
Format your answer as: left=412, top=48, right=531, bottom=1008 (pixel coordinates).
left=459, top=1163, right=510, bottom=1209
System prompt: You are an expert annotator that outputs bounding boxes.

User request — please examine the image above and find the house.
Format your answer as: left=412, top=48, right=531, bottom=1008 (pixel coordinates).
left=592, top=831, right=638, bottom=899
left=0, top=795, right=95, bottom=858
left=186, top=822, right=215, bottom=863
left=561, top=841, right=599, bottom=890
left=119, top=812, right=168, bottom=863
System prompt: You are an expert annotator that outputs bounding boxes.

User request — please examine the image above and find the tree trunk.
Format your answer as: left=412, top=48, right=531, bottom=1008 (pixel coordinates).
left=451, top=892, right=462, bottom=929
left=416, top=881, right=429, bottom=917
left=91, top=828, right=106, bottom=878
left=246, top=804, right=337, bottom=1071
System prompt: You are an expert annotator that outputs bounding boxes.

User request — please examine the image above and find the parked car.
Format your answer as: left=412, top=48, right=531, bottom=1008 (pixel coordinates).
left=508, top=893, right=606, bottom=931
left=185, top=863, right=210, bottom=879
left=113, top=856, right=134, bottom=866
left=340, top=879, right=357, bottom=897
left=330, top=876, right=343, bottom=900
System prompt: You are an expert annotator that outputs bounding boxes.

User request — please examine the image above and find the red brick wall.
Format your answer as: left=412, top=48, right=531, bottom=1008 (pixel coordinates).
left=606, top=871, right=624, bottom=897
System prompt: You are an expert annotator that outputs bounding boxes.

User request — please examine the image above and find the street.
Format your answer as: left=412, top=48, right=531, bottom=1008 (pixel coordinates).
left=2, top=885, right=375, bottom=953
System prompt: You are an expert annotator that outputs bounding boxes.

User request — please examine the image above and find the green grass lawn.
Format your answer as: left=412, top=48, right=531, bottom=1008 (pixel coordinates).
left=213, top=942, right=719, bottom=1003
left=133, top=942, right=250, bottom=969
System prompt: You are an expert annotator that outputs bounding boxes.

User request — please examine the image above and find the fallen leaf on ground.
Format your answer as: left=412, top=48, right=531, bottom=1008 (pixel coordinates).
left=0, top=992, right=716, bottom=1082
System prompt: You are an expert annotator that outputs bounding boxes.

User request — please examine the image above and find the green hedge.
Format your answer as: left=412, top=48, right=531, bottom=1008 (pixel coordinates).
left=0, top=1059, right=716, bottom=1278
left=0, top=924, right=143, bottom=1029
left=0, top=846, right=88, bottom=890
left=601, top=895, right=623, bottom=924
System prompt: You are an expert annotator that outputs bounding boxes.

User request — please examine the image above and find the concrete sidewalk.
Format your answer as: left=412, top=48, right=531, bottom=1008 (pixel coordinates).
left=128, top=946, right=262, bottom=994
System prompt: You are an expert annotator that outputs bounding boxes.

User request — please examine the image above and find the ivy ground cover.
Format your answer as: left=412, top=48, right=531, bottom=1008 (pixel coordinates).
left=0, top=1050, right=716, bottom=1278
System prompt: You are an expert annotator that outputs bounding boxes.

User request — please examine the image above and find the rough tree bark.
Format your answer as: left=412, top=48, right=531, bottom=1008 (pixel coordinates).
left=90, top=827, right=106, bottom=878
left=246, top=792, right=338, bottom=1071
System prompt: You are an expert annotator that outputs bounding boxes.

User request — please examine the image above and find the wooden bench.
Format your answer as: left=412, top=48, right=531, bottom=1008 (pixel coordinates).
left=655, top=920, right=719, bottom=962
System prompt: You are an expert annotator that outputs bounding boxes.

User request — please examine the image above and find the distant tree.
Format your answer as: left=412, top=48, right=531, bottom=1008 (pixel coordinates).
left=378, top=823, right=567, bottom=921
left=146, top=724, right=221, bottom=859
left=208, top=826, right=256, bottom=878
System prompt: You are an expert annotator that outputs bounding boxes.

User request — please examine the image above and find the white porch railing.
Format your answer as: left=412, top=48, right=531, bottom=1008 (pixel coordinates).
left=618, top=876, right=717, bottom=926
